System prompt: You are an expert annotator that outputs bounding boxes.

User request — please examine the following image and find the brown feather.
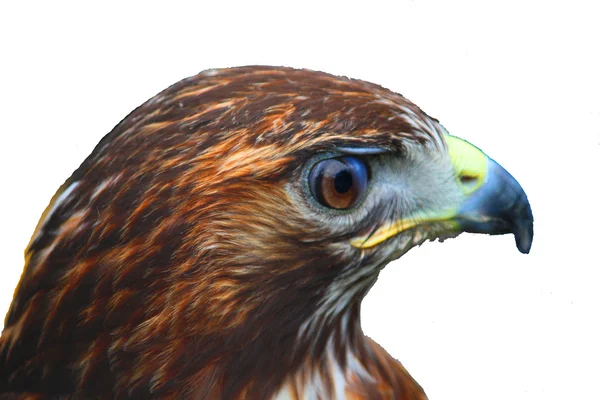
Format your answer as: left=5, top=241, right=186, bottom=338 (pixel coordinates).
left=0, top=66, right=444, bottom=399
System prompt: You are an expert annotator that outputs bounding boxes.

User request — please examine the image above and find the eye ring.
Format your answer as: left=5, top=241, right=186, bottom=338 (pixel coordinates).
left=308, top=156, right=369, bottom=210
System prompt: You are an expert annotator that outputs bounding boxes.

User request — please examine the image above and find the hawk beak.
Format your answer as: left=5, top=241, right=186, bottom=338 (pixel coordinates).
left=453, top=154, right=534, bottom=254
left=351, top=135, right=534, bottom=254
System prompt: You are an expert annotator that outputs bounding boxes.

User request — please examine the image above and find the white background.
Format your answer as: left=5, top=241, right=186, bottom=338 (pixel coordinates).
left=1, top=2, right=599, bottom=399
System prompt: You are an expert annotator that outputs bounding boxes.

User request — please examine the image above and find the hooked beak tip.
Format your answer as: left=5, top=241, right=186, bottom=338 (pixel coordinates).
left=457, top=158, right=534, bottom=254
left=512, top=193, right=534, bottom=254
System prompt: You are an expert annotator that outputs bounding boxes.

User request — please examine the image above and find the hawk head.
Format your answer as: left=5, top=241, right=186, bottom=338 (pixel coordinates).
left=0, top=66, right=532, bottom=399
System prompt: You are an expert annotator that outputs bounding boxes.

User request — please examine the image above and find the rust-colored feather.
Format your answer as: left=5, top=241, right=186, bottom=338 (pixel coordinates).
left=0, top=66, right=442, bottom=399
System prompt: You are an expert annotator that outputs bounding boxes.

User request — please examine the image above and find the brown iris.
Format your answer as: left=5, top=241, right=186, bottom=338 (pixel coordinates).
left=309, top=156, right=369, bottom=209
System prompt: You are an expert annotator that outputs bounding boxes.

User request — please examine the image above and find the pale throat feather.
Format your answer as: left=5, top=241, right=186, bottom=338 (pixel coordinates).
left=274, top=310, right=375, bottom=400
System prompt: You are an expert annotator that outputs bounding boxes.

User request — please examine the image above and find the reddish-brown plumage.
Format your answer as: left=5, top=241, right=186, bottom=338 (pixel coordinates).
left=0, top=66, right=446, bottom=399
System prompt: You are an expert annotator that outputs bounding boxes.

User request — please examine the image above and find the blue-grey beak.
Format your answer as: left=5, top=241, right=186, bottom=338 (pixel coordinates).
left=457, top=158, right=534, bottom=254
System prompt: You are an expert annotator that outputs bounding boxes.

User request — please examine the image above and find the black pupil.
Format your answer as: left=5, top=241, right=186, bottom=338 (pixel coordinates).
left=334, top=169, right=353, bottom=194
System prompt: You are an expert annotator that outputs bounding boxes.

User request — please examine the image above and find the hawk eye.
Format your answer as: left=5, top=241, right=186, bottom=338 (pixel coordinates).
left=309, top=156, right=369, bottom=209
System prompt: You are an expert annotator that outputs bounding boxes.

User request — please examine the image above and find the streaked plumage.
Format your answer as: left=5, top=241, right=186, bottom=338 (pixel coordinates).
left=0, top=66, right=533, bottom=399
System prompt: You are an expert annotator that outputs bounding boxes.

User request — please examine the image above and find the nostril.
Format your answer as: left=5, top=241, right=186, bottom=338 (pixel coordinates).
left=460, top=175, right=478, bottom=184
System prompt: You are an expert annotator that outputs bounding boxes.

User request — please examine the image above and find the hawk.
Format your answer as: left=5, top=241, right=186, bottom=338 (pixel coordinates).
left=0, top=66, right=533, bottom=399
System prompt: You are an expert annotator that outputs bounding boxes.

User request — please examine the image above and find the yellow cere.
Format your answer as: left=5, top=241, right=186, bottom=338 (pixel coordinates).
left=444, top=134, right=488, bottom=195
left=350, top=135, right=488, bottom=249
